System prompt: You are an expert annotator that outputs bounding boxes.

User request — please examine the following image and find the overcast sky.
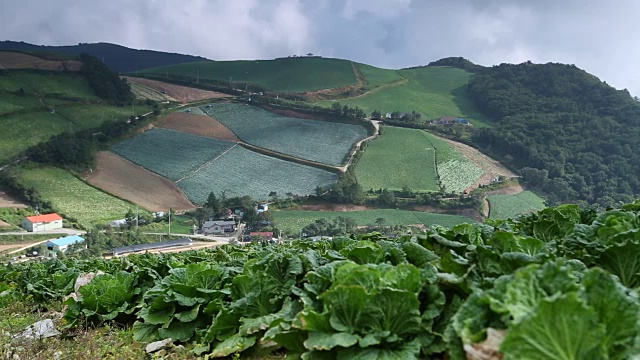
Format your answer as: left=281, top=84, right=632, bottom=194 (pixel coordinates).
left=2, top=0, right=636, bottom=93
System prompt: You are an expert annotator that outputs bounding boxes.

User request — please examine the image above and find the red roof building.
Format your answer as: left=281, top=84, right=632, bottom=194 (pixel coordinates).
left=249, top=231, right=274, bottom=239
left=22, top=213, right=63, bottom=232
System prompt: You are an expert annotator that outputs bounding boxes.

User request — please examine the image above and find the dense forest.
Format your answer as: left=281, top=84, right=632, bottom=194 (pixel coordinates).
left=79, top=53, right=133, bottom=105
left=0, top=41, right=207, bottom=72
left=467, top=61, right=640, bottom=206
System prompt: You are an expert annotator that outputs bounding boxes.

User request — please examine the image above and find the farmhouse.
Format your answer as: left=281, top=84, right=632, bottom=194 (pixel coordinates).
left=46, top=235, right=85, bottom=253
left=22, top=213, right=63, bottom=232
left=202, top=220, right=236, bottom=235
left=257, top=203, right=269, bottom=213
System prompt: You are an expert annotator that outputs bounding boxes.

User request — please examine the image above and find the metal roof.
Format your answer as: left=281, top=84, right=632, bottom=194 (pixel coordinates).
left=47, top=235, right=84, bottom=247
left=26, top=213, right=63, bottom=223
left=111, top=237, right=192, bottom=255
left=203, top=220, right=236, bottom=226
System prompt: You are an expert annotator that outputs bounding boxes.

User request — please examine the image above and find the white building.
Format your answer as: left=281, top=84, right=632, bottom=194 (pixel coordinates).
left=22, top=213, right=63, bottom=232
left=46, top=235, right=85, bottom=253
left=202, top=220, right=236, bottom=235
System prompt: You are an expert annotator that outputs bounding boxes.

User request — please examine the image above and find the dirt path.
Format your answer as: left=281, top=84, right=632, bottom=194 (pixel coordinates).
left=0, top=191, right=27, bottom=208
left=338, top=120, right=380, bottom=172
left=123, top=77, right=232, bottom=103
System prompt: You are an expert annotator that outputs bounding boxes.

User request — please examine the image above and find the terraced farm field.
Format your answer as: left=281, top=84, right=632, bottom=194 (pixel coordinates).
left=178, top=146, right=338, bottom=203
left=273, top=209, right=473, bottom=234
left=16, top=167, right=135, bottom=226
left=488, top=191, right=546, bottom=219
left=318, top=66, right=490, bottom=126
left=355, top=127, right=439, bottom=192
left=124, top=77, right=231, bottom=103
left=138, top=57, right=357, bottom=93
left=0, top=111, right=70, bottom=163
left=202, top=102, right=367, bottom=166
left=421, top=131, right=483, bottom=193
left=112, top=129, right=235, bottom=181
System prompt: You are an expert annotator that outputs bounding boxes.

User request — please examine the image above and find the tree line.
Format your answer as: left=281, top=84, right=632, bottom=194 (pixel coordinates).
left=79, top=53, right=133, bottom=105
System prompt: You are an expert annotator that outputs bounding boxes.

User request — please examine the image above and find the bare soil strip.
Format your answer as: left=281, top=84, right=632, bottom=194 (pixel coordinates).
left=86, top=152, right=196, bottom=212
left=0, top=220, right=10, bottom=227
left=0, top=52, right=82, bottom=71
left=158, top=112, right=240, bottom=141
left=0, top=191, right=28, bottom=208
left=123, top=77, right=231, bottom=103
left=441, top=138, right=518, bottom=192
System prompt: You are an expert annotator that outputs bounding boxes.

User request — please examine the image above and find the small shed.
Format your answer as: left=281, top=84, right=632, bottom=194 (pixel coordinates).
left=22, top=213, right=63, bottom=232
left=46, top=235, right=85, bottom=253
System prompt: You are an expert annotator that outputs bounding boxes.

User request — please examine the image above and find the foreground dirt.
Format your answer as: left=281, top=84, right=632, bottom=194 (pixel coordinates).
left=159, top=112, right=240, bottom=141
left=86, top=152, right=196, bottom=212
left=0, top=191, right=27, bottom=208
left=123, top=77, right=231, bottom=103
left=0, top=51, right=82, bottom=71
left=0, top=220, right=10, bottom=227
left=441, top=138, right=518, bottom=192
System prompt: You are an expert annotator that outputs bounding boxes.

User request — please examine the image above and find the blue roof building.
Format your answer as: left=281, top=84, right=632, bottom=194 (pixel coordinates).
left=46, top=235, right=85, bottom=253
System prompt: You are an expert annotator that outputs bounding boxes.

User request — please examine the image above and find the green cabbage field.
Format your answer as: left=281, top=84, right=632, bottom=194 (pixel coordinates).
left=3, top=202, right=640, bottom=359
left=202, top=103, right=368, bottom=166
left=177, top=146, right=338, bottom=202
left=112, top=129, right=235, bottom=181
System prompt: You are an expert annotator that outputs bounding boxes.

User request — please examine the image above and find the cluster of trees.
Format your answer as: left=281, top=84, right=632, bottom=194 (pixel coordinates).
left=468, top=61, right=640, bottom=205
left=193, top=192, right=272, bottom=230
left=0, top=169, right=52, bottom=213
left=330, top=102, right=367, bottom=119
left=317, top=170, right=365, bottom=204
left=79, top=53, right=133, bottom=105
left=425, top=57, right=486, bottom=73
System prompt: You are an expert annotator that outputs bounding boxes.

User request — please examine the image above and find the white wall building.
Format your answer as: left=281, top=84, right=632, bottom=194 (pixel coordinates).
left=22, top=213, right=63, bottom=232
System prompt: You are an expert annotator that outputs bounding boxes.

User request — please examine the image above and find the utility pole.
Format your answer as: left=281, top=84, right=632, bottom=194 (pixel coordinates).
left=168, top=210, right=171, bottom=235
left=136, top=206, right=139, bottom=231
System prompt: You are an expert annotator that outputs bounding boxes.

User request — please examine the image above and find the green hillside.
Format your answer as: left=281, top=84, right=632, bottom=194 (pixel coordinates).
left=0, top=70, right=149, bottom=164
left=138, top=57, right=357, bottom=93
left=317, top=66, right=490, bottom=126
left=488, top=191, right=546, bottom=219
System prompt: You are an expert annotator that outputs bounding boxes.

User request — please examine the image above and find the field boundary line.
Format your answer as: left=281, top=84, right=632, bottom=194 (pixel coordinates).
left=175, top=143, right=238, bottom=184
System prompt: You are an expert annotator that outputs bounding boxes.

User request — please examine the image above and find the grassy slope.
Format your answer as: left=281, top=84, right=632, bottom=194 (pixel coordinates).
left=16, top=167, right=136, bottom=226
left=138, top=57, right=357, bottom=93
left=0, top=70, right=150, bottom=164
left=356, top=64, right=404, bottom=89
left=355, top=126, right=439, bottom=192
left=488, top=191, right=546, bottom=219
left=319, top=66, right=490, bottom=126
left=274, top=209, right=473, bottom=234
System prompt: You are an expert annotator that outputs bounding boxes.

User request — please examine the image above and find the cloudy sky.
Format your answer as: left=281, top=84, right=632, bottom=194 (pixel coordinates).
left=1, top=0, right=636, bottom=92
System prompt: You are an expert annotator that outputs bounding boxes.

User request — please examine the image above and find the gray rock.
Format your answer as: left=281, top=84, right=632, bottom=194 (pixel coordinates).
left=14, top=319, right=60, bottom=341
left=145, top=338, right=173, bottom=353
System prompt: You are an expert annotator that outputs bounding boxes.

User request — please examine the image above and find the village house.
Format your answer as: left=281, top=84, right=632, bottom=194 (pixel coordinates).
left=46, top=235, right=85, bottom=253
left=249, top=231, right=274, bottom=241
left=202, top=220, right=236, bottom=235
left=22, top=213, right=63, bottom=232
left=431, top=116, right=470, bottom=125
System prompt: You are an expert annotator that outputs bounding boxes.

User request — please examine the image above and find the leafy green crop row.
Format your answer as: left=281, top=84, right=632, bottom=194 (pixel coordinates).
left=3, top=201, right=640, bottom=358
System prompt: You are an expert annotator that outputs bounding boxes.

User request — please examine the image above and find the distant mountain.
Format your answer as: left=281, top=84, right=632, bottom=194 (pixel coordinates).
left=0, top=41, right=208, bottom=72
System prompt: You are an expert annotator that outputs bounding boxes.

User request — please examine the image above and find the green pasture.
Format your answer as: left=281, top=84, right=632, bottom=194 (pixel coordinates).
left=138, top=57, right=357, bottom=93
left=355, top=126, right=439, bottom=192
left=273, top=209, right=473, bottom=234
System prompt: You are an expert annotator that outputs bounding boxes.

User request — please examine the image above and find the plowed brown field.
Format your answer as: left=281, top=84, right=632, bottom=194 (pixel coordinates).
left=86, top=152, right=195, bottom=212
left=0, top=52, right=82, bottom=71
left=158, top=112, right=239, bottom=141
left=123, top=77, right=231, bottom=103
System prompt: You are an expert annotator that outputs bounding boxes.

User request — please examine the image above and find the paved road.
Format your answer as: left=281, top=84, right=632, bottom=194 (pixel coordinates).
left=0, top=228, right=86, bottom=236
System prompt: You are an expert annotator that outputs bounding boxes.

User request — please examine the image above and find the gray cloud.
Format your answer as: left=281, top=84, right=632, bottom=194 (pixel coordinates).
left=1, top=0, right=638, bottom=93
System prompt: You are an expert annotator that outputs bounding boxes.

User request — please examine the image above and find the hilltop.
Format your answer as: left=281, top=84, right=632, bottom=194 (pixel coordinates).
left=0, top=41, right=208, bottom=72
